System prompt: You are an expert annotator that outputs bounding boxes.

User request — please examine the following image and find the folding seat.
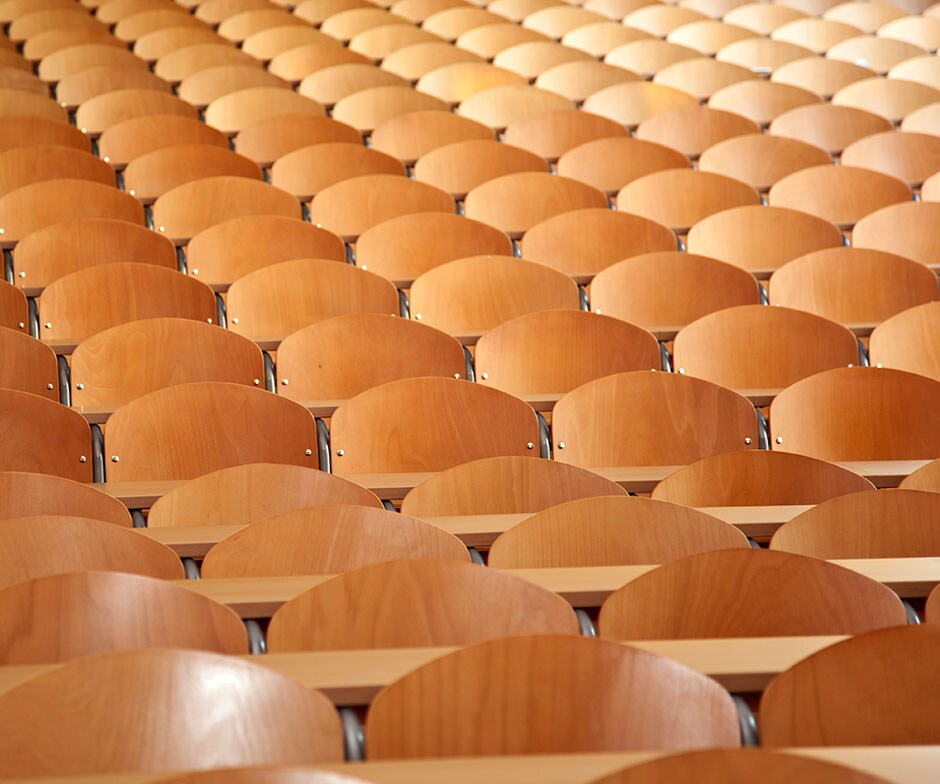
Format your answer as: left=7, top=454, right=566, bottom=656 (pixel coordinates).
left=195, top=0, right=275, bottom=24
left=583, top=0, right=658, bottom=21
left=698, top=135, right=831, bottom=195
left=234, top=114, right=361, bottom=169
left=75, top=88, right=198, bottom=138
left=651, top=450, right=875, bottom=506
left=0, top=515, right=183, bottom=589
left=415, top=61, right=526, bottom=106
left=150, top=176, right=300, bottom=246
left=557, top=138, right=688, bottom=199
left=300, top=62, right=408, bottom=109
left=560, top=21, right=650, bottom=59
left=878, top=15, right=940, bottom=51
left=13, top=218, right=175, bottom=297
left=890, top=55, right=940, bottom=91
left=330, top=376, right=543, bottom=474
left=185, top=215, right=345, bottom=290
left=0, top=572, right=248, bottom=664
left=267, top=558, right=578, bottom=650
left=666, top=20, right=755, bottom=57
left=0, top=88, right=68, bottom=124
left=205, top=87, right=325, bottom=137
left=200, top=504, right=470, bottom=575
left=366, top=635, right=739, bottom=758
left=388, top=0, right=462, bottom=23
left=715, top=37, right=813, bottom=72
left=401, top=454, right=627, bottom=517
left=0, top=280, right=27, bottom=331
left=0, top=648, right=343, bottom=776
left=769, top=247, right=938, bottom=328
left=321, top=7, right=408, bottom=43
left=622, top=4, right=708, bottom=37
left=147, top=462, right=382, bottom=528
left=241, top=25, right=341, bottom=61
left=354, top=212, right=511, bottom=285
left=771, top=366, right=940, bottom=461
left=455, top=22, right=551, bottom=60
left=38, top=43, right=149, bottom=83
left=603, top=39, right=700, bottom=80
left=771, top=18, right=863, bottom=54
left=96, top=0, right=173, bottom=24
left=823, top=0, right=906, bottom=33
left=770, top=56, right=876, bottom=100
left=867, top=301, right=940, bottom=382
left=218, top=8, right=307, bottom=44
left=617, top=169, right=760, bottom=238
left=370, top=110, right=494, bottom=165
left=492, top=41, right=594, bottom=82
left=0, top=179, right=144, bottom=249
left=331, top=85, right=448, bottom=134
left=271, top=143, right=404, bottom=203
left=9, top=8, right=106, bottom=43
left=599, top=549, right=906, bottom=639
left=488, top=495, right=747, bottom=569
left=380, top=41, right=482, bottom=81
left=833, top=76, right=940, bottom=126
left=502, top=109, right=626, bottom=163
left=308, top=174, right=454, bottom=243
left=269, top=43, right=372, bottom=85
left=522, top=5, right=607, bottom=39
left=26, top=29, right=125, bottom=65
left=0, top=145, right=114, bottom=200
left=769, top=102, right=892, bottom=156
left=826, top=35, right=925, bottom=76
left=481, top=0, right=561, bottom=23
left=114, top=8, right=210, bottom=43
left=635, top=106, right=758, bottom=162
left=653, top=57, right=757, bottom=103
left=552, top=370, right=759, bottom=468
left=581, top=81, right=698, bottom=131
left=539, top=60, right=642, bottom=107
left=760, top=626, right=940, bottom=746
left=133, top=25, right=229, bottom=63
left=457, top=84, right=573, bottom=133
left=685, top=205, right=843, bottom=275
left=423, top=6, right=505, bottom=40
left=348, top=23, right=444, bottom=61
left=56, top=66, right=173, bottom=111
left=708, top=80, right=821, bottom=129
left=841, top=130, right=940, bottom=190
left=0, top=329, right=58, bottom=401
left=225, top=259, right=399, bottom=340
left=122, top=145, right=263, bottom=204
left=0, top=471, right=132, bottom=525
left=414, top=139, right=546, bottom=200
left=178, top=65, right=291, bottom=110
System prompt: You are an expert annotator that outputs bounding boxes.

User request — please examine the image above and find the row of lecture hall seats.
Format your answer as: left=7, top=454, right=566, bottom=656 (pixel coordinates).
left=2, top=0, right=940, bottom=779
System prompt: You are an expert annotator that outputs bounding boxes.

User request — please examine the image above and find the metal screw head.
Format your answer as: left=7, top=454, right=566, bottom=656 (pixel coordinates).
left=305, top=449, right=312, bottom=456
left=128, top=189, right=136, bottom=196
left=414, top=313, right=422, bottom=320
left=677, top=368, right=685, bottom=374
left=111, top=456, right=120, bottom=462
left=744, top=437, right=752, bottom=445
left=775, top=436, right=783, bottom=444
left=46, top=383, right=53, bottom=390
left=192, top=268, right=199, bottom=275
left=206, top=318, right=213, bottom=324
left=17, top=271, right=24, bottom=278
left=158, top=226, right=165, bottom=232
left=79, top=456, right=86, bottom=462
left=17, top=322, right=23, bottom=329
left=281, top=379, right=289, bottom=385
left=76, top=383, right=84, bottom=390
left=336, top=449, right=345, bottom=456
left=557, top=442, right=566, bottom=449
left=453, top=373, right=460, bottom=379
left=44, top=322, right=51, bottom=329
left=232, top=317, right=239, bottom=324
left=252, top=378, right=260, bottom=385
left=526, top=442, right=534, bottom=449
left=481, top=372, right=488, bottom=379
left=594, top=308, right=601, bottom=314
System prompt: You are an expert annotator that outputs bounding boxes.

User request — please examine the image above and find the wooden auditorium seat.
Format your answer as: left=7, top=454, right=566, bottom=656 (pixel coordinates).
left=98, top=114, right=229, bottom=171
left=0, top=470, right=131, bottom=525
left=0, top=328, right=58, bottom=400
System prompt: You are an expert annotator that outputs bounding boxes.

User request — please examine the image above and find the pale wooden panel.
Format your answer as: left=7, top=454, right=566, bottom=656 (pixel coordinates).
left=0, top=471, right=130, bottom=526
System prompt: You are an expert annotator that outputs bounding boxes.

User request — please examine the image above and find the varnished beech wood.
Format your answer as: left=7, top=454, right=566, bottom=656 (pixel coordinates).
left=761, top=625, right=940, bottom=746
left=771, top=488, right=940, bottom=558
left=39, top=43, right=147, bottom=83
left=270, top=44, right=372, bottom=85
left=475, top=310, right=660, bottom=396
left=133, top=27, right=229, bottom=63
left=393, top=0, right=464, bottom=24
left=201, top=504, right=470, bottom=577
left=0, top=280, right=26, bottom=330
left=558, top=21, right=650, bottom=59
left=409, top=255, right=579, bottom=334
left=928, top=582, right=940, bottom=623
left=219, top=8, right=307, bottom=43
left=309, top=174, right=454, bottom=243
left=673, top=305, right=858, bottom=389
left=178, top=66, right=289, bottom=111
left=833, top=77, right=940, bottom=126
left=321, top=8, right=407, bottom=42
left=155, top=43, right=262, bottom=85
left=708, top=80, right=821, bottom=129
left=652, top=451, right=875, bottom=507
left=98, top=115, right=229, bottom=171
left=455, top=23, right=551, bottom=60
left=382, top=40, right=481, bottom=81
left=297, top=0, right=376, bottom=24
left=0, top=179, right=144, bottom=249
left=9, top=8, right=105, bottom=43
left=354, top=212, right=511, bottom=286
left=623, top=4, right=707, bottom=37
left=488, top=495, right=748, bottom=569
left=492, top=0, right=573, bottom=22
left=828, top=36, right=923, bottom=77
left=235, top=115, right=362, bottom=170
left=523, top=5, right=607, bottom=38
left=651, top=57, right=756, bottom=103
left=415, top=62, right=525, bottom=106
left=331, top=85, right=447, bottom=135
left=414, top=139, right=545, bottom=201
left=842, top=130, right=940, bottom=189
left=300, top=64, right=408, bottom=110
left=901, top=96, right=940, bottom=132
left=115, top=8, right=209, bottom=43
left=226, top=259, right=398, bottom=340
left=241, top=25, right=342, bottom=62
left=603, top=39, right=699, bottom=80
left=0, top=116, right=88, bottom=155
left=26, top=28, right=126, bottom=64
left=367, top=634, right=739, bottom=758
left=771, top=57, right=875, bottom=101
left=825, top=2, right=905, bottom=32
left=771, top=367, right=940, bottom=462
left=854, top=202, right=940, bottom=269
left=557, top=137, right=688, bottom=198
left=193, top=0, right=277, bottom=24
left=698, top=135, right=832, bottom=195
left=0, top=329, right=57, bottom=400
left=456, top=84, right=572, bottom=133
left=106, top=381, right=319, bottom=481
left=75, top=89, right=198, bottom=139
left=0, top=66, right=49, bottom=96
left=205, top=87, right=324, bottom=137
left=534, top=60, right=639, bottom=105
left=502, top=109, right=627, bottom=163
left=0, top=0, right=77, bottom=24
left=636, top=106, right=757, bottom=162
left=717, top=37, right=814, bottom=72
left=370, top=110, right=493, bottom=165
left=272, top=143, right=405, bottom=202
left=768, top=247, right=939, bottom=325
left=0, top=471, right=130, bottom=526
left=38, top=263, right=215, bottom=345
left=870, top=302, right=940, bottom=382
left=770, top=104, right=890, bottom=157
left=771, top=17, right=861, bottom=52
left=599, top=548, right=906, bottom=640
left=0, top=571, right=247, bottom=664
left=348, top=24, right=444, bottom=61
left=0, top=648, right=343, bottom=776
left=56, top=65, right=172, bottom=110
left=0, top=514, right=183, bottom=589
left=491, top=41, right=594, bottom=83
left=331, top=377, right=541, bottom=475
left=268, top=558, right=578, bottom=651
left=552, top=371, right=758, bottom=468
left=0, top=88, right=66, bottom=125
left=151, top=176, right=300, bottom=246
left=666, top=19, right=754, bottom=56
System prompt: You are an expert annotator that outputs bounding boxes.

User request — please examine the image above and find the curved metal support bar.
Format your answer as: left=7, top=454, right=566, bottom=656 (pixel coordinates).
left=263, top=352, right=276, bottom=392
left=245, top=620, right=267, bottom=654
left=575, top=609, right=596, bottom=637
left=176, top=246, right=187, bottom=274
left=3, top=249, right=12, bottom=284
left=511, top=239, right=522, bottom=258
left=316, top=417, right=331, bottom=473
left=463, top=345, right=475, bottom=381
left=658, top=342, right=672, bottom=372
left=57, top=355, right=71, bottom=406
left=382, top=499, right=397, bottom=512
left=182, top=558, right=200, bottom=580
left=340, top=708, right=365, bottom=762
left=733, top=694, right=759, bottom=747
left=468, top=547, right=485, bottom=565
left=131, top=510, right=146, bottom=529
left=214, top=292, right=226, bottom=328
left=344, top=242, right=354, bottom=264
left=91, top=424, right=105, bottom=483
left=759, top=283, right=768, bottom=305
left=904, top=600, right=921, bottom=624
left=144, top=205, right=154, bottom=230
left=536, top=411, right=552, bottom=459
left=857, top=337, right=870, bottom=367
left=27, top=297, right=39, bottom=339
left=748, top=537, right=762, bottom=549
left=397, top=289, right=409, bottom=318
left=578, top=284, right=589, bottom=311
left=755, top=408, right=769, bottom=451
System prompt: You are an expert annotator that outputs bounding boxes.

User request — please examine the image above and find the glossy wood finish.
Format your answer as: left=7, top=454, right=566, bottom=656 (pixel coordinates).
left=698, top=134, right=831, bottom=194
left=0, top=280, right=25, bottom=330
left=416, top=61, right=524, bottom=105
left=854, top=202, right=940, bottom=268
left=56, top=65, right=171, bottom=110
left=155, top=42, right=262, bottom=84
left=178, top=65, right=289, bottom=111
left=535, top=59, right=641, bottom=103
left=457, top=84, right=572, bottom=132
left=0, top=145, right=113, bottom=200
left=370, top=109, right=493, bottom=165
left=205, top=87, right=325, bottom=137
left=201, top=504, right=469, bottom=577
left=414, top=139, right=545, bottom=200
left=770, top=103, right=891, bottom=156
left=0, top=329, right=57, bottom=400
left=270, top=44, right=372, bottom=84
left=133, top=26, right=228, bottom=63
left=0, top=115, right=88, bottom=154
left=557, top=138, right=687, bottom=198
left=272, top=143, right=405, bottom=202
left=928, top=582, right=940, bottom=623
left=771, top=57, right=875, bottom=101
left=241, top=26, right=341, bottom=62
left=75, top=89, right=197, bottom=138
left=832, top=77, right=940, bottom=126
left=332, top=85, right=447, bottom=135
left=300, top=64, right=408, bottom=109
left=381, top=40, right=481, bottom=81
left=0, top=88, right=66, bottom=125
left=98, top=115, right=229, bottom=171
left=636, top=105, right=757, bottom=161
left=870, top=301, right=940, bottom=382
left=234, top=114, right=362, bottom=168
left=0, top=471, right=130, bottom=526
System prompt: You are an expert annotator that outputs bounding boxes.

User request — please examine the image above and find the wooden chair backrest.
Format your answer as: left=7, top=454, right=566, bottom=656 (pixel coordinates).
left=271, top=142, right=405, bottom=201
left=870, top=301, right=940, bottom=382
left=707, top=79, right=820, bottom=128
left=456, top=84, right=573, bottom=132
left=0, top=145, right=113, bottom=199
left=201, top=503, right=470, bottom=576
left=416, top=61, right=525, bottom=105
left=115, top=8, right=208, bottom=42
left=0, top=648, right=344, bottom=775
left=205, top=86, right=325, bottom=137
left=0, top=328, right=57, bottom=400
left=366, top=634, right=739, bottom=758
left=488, top=494, right=749, bottom=568
left=769, top=103, right=890, bottom=155
left=348, top=24, right=446, bottom=63
left=299, top=63, right=407, bottom=108
left=698, top=134, right=832, bottom=194
left=381, top=40, right=481, bottom=81
left=772, top=18, right=874, bottom=54
left=771, top=57, right=875, bottom=102
left=0, top=88, right=66, bottom=125
left=240, top=24, right=339, bottom=61
left=0, top=115, right=88, bottom=153
left=0, top=470, right=130, bottom=525
left=842, top=130, right=940, bottom=188
left=623, top=5, right=707, bottom=38
left=552, top=370, right=758, bottom=467
left=651, top=450, right=875, bottom=506
left=899, top=455, right=940, bottom=493
left=269, top=42, right=372, bottom=83
left=602, top=40, right=700, bottom=82
left=599, top=548, right=906, bottom=639
left=0, top=279, right=26, bottom=329
left=98, top=113, right=229, bottom=169
left=27, top=28, right=126, bottom=63
left=10, top=8, right=103, bottom=42
left=456, top=22, right=551, bottom=60
left=370, top=109, right=493, bottom=164
left=832, top=76, right=940, bottom=125
left=320, top=7, right=403, bottom=41
left=75, top=88, right=198, bottom=137
left=652, top=58, right=756, bottom=103
left=635, top=105, right=758, bottom=160
left=154, top=41, right=262, bottom=83
left=234, top=113, right=362, bottom=168
left=534, top=59, right=641, bottom=104
left=760, top=625, right=940, bottom=746
left=928, top=582, right=940, bottom=622
left=218, top=8, right=305, bottom=42
left=268, top=557, right=578, bottom=650
left=330, top=376, right=541, bottom=474
left=131, top=26, right=226, bottom=62
left=177, top=64, right=288, bottom=109
left=331, top=84, right=448, bottom=134
left=853, top=201, right=940, bottom=267
left=56, top=64, right=171, bottom=108
left=500, top=107, right=627, bottom=162
left=105, top=381, right=320, bottom=481
left=666, top=19, right=754, bottom=55
left=0, top=571, right=247, bottom=663
left=414, top=139, right=545, bottom=199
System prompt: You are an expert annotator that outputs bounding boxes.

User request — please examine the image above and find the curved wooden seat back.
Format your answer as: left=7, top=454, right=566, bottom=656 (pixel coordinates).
left=488, top=495, right=749, bottom=568
left=56, top=65, right=172, bottom=110
left=771, top=57, right=875, bottom=102
left=870, top=301, right=940, bottom=382
left=154, top=41, right=263, bottom=84
left=0, top=328, right=58, bottom=400
left=13, top=218, right=176, bottom=294
left=832, top=76, right=940, bottom=126
left=900, top=456, right=940, bottom=493
left=271, top=142, right=405, bottom=201
left=651, top=450, right=874, bottom=506
left=240, top=25, right=340, bottom=62
left=650, top=58, right=756, bottom=104
left=760, top=625, right=940, bottom=746
left=416, top=61, right=526, bottom=106
left=520, top=209, right=677, bottom=279
left=105, top=381, right=320, bottom=481
left=276, top=313, right=465, bottom=400
left=413, top=139, right=545, bottom=200
left=39, top=263, right=216, bottom=344
left=401, top=455, right=627, bottom=516
left=366, top=634, right=740, bottom=758
left=769, top=103, right=891, bottom=156
left=330, top=85, right=449, bottom=135
left=98, top=114, right=229, bottom=170
left=10, top=8, right=106, bottom=41
left=268, top=558, right=578, bottom=651
left=672, top=305, right=858, bottom=389
left=0, top=115, right=89, bottom=154
left=928, top=582, right=940, bottom=623
left=768, top=247, right=939, bottom=325
left=0, top=571, right=247, bottom=664
left=0, top=515, right=184, bottom=589
left=70, top=318, right=265, bottom=409
left=268, top=40, right=372, bottom=81
left=0, top=88, right=67, bottom=125
left=842, top=130, right=940, bottom=189
left=598, top=548, right=906, bottom=640
left=0, top=471, right=131, bottom=526
left=535, top=60, right=642, bottom=104
left=219, top=9, right=306, bottom=43
left=0, top=388, right=91, bottom=482
left=0, top=648, right=344, bottom=776
left=185, top=215, right=345, bottom=290
left=370, top=110, right=493, bottom=165
left=475, top=310, right=661, bottom=395
left=409, top=255, right=579, bottom=334
left=0, top=280, right=26, bottom=330
left=38, top=42, right=152, bottom=82
left=226, top=258, right=398, bottom=340
left=706, top=80, right=820, bottom=129
left=148, top=462, right=381, bottom=528
left=234, top=113, right=362, bottom=169
left=500, top=108, right=627, bottom=162
left=75, top=88, right=198, bottom=138
left=770, top=488, right=940, bottom=558
left=552, top=371, right=758, bottom=468
left=381, top=41, right=482, bottom=82
left=330, top=377, right=541, bottom=474
left=299, top=63, right=408, bottom=109
left=201, top=504, right=470, bottom=577
left=0, top=145, right=114, bottom=200
left=853, top=201, right=940, bottom=268
left=177, top=65, right=289, bottom=110
left=634, top=106, right=759, bottom=161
